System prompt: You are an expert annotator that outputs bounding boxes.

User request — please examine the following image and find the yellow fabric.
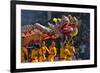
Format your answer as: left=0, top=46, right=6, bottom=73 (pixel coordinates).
left=30, top=49, right=38, bottom=62
left=21, top=47, right=28, bottom=63
left=67, top=45, right=75, bottom=54
left=38, top=55, right=46, bottom=62
left=64, top=48, right=72, bottom=61
left=59, top=48, right=65, bottom=59
left=38, top=46, right=48, bottom=55
left=38, top=46, right=48, bottom=62
left=64, top=44, right=75, bottom=61
left=70, top=28, right=78, bottom=37
left=48, top=46, right=57, bottom=62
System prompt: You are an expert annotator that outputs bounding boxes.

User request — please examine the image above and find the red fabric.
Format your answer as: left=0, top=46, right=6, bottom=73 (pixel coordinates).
left=60, top=23, right=77, bottom=36
left=32, top=38, right=40, bottom=42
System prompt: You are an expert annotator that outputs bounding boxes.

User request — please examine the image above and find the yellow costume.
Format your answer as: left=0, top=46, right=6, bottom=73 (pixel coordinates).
left=48, top=45, right=57, bottom=62
left=21, top=47, right=28, bottom=63
left=64, top=48, right=72, bottom=60
left=30, top=49, right=38, bottom=63
left=38, top=46, right=48, bottom=62
left=59, top=48, right=65, bottom=60
left=64, top=43, right=75, bottom=61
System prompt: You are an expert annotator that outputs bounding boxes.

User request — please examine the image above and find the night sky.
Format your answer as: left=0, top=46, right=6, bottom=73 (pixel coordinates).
left=21, top=10, right=90, bottom=60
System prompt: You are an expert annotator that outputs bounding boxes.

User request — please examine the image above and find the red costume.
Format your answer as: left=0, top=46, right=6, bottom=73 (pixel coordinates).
left=61, top=23, right=74, bottom=37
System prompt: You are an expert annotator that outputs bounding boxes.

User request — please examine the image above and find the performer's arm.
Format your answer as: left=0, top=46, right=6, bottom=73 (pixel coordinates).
left=45, top=47, right=50, bottom=53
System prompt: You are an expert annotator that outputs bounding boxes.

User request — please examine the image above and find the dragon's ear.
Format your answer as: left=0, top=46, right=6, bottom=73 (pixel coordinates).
left=66, top=16, right=70, bottom=24
left=67, top=15, right=73, bottom=24
left=73, top=16, right=79, bottom=25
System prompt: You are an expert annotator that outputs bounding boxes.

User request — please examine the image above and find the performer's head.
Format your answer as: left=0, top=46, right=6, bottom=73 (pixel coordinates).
left=51, top=41, right=55, bottom=47
left=41, top=41, right=46, bottom=46
left=63, top=43, right=68, bottom=49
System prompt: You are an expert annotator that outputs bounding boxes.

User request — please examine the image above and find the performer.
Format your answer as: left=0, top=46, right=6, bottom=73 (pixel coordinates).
left=48, top=41, right=57, bottom=62
left=30, top=48, right=38, bottom=63
left=59, top=44, right=65, bottom=61
left=38, top=41, right=49, bottom=62
left=21, top=46, right=28, bottom=63
left=64, top=43, right=75, bottom=61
